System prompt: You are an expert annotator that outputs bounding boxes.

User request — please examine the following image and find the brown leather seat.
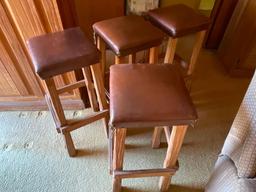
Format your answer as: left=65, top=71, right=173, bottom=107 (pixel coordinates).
left=27, top=27, right=100, bottom=79
left=147, top=4, right=210, bottom=37
left=93, top=15, right=165, bottom=56
left=109, top=64, right=198, bottom=128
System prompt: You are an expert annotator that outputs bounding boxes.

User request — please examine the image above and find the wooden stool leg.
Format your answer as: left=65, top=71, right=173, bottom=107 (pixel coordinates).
left=164, top=37, right=178, bottom=64
left=45, top=78, right=77, bottom=157
left=74, top=69, right=89, bottom=108
left=97, top=36, right=107, bottom=78
left=109, top=128, right=114, bottom=174
left=115, top=56, right=126, bottom=64
left=113, top=128, right=127, bottom=192
left=128, top=53, right=136, bottom=63
left=187, top=30, right=206, bottom=76
left=44, top=94, right=61, bottom=132
left=90, top=63, right=109, bottom=137
left=83, top=67, right=99, bottom=112
left=45, top=78, right=66, bottom=127
left=164, top=126, right=172, bottom=145
left=149, top=46, right=159, bottom=64
left=63, top=131, right=76, bottom=157
left=149, top=46, right=161, bottom=149
left=159, top=125, right=188, bottom=191
left=152, top=127, right=163, bottom=149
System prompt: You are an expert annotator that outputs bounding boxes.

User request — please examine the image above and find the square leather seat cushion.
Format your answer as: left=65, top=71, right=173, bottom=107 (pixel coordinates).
left=93, top=15, right=164, bottom=56
left=148, top=4, right=210, bottom=37
left=27, top=27, right=100, bottom=79
left=109, top=64, right=198, bottom=128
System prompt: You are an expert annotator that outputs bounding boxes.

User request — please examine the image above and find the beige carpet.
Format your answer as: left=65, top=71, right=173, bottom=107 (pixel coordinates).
left=0, top=50, right=251, bottom=192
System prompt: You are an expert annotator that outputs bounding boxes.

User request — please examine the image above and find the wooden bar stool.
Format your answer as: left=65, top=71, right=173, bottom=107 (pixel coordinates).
left=147, top=4, right=210, bottom=75
left=27, top=28, right=109, bottom=157
left=147, top=4, right=210, bottom=148
left=109, top=64, right=198, bottom=192
left=93, top=15, right=165, bottom=71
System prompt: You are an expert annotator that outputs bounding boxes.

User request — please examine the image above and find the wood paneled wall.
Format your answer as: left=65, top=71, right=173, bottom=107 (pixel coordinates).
left=0, top=0, right=82, bottom=110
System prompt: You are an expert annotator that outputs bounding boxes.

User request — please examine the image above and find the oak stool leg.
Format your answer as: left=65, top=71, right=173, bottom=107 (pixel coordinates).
left=115, top=56, right=126, bottom=64
left=149, top=46, right=163, bottom=149
left=149, top=46, right=159, bottom=64
left=128, top=53, right=136, bottom=63
left=63, top=132, right=77, bottom=157
left=159, top=125, right=188, bottom=191
left=45, top=78, right=66, bottom=126
left=164, top=37, right=178, bottom=64
left=45, top=78, right=76, bottom=157
left=97, top=36, right=107, bottom=78
left=83, top=67, right=99, bottom=112
left=187, top=30, right=206, bottom=76
left=152, top=127, right=164, bottom=149
left=113, top=128, right=127, bottom=192
left=90, top=63, right=109, bottom=137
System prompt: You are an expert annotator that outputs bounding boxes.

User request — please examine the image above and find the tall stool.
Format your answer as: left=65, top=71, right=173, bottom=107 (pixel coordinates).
left=148, top=4, right=210, bottom=75
left=147, top=4, right=210, bottom=148
left=27, top=28, right=109, bottom=157
left=93, top=15, right=165, bottom=72
left=109, top=64, right=198, bottom=191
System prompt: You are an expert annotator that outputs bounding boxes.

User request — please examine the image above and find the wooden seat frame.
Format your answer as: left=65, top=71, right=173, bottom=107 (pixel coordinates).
left=44, top=63, right=109, bottom=157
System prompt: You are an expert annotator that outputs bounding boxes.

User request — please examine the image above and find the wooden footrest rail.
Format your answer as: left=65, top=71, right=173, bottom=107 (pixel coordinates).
left=60, top=110, right=108, bottom=133
left=57, top=80, right=86, bottom=94
left=113, top=168, right=178, bottom=179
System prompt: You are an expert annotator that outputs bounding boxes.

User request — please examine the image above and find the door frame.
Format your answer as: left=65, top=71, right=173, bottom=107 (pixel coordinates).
left=204, top=0, right=239, bottom=49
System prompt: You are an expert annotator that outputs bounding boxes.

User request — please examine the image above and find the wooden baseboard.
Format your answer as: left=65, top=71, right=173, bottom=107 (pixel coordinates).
left=0, top=98, right=85, bottom=111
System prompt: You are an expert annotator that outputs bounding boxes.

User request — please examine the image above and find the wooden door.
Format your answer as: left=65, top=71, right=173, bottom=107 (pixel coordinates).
left=0, top=0, right=83, bottom=110
left=218, top=0, right=256, bottom=77
left=205, top=0, right=239, bottom=49
left=74, top=0, right=125, bottom=40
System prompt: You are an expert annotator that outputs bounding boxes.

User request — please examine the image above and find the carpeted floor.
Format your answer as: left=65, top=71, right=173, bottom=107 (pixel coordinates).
left=0, top=50, right=251, bottom=192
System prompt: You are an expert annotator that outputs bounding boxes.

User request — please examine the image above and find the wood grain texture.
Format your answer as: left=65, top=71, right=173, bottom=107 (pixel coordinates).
left=34, top=0, right=63, bottom=33
left=0, top=0, right=81, bottom=107
left=0, top=61, right=19, bottom=96
left=0, top=2, right=43, bottom=96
